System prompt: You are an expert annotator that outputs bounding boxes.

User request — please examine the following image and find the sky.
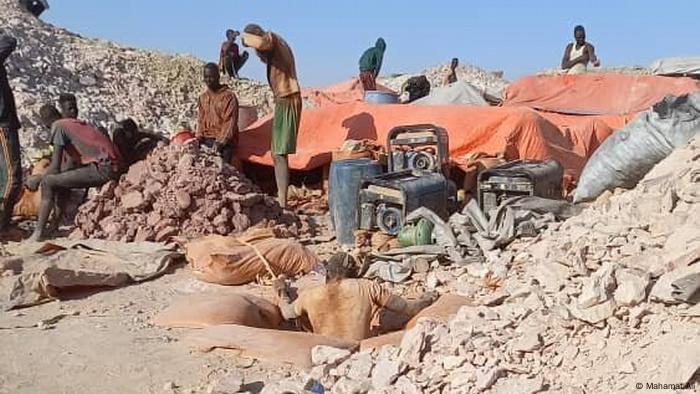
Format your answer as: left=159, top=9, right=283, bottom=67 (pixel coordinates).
left=44, top=0, right=700, bottom=87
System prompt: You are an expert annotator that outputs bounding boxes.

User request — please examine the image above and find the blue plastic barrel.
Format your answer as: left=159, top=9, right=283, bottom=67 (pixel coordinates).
left=329, top=159, right=383, bottom=245
left=364, top=91, right=399, bottom=104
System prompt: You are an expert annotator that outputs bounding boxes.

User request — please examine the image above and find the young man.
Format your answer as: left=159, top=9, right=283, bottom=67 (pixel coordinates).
left=196, top=63, right=239, bottom=164
left=0, top=33, right=22, bottom=231
left=58, top=93, right=78, bottom=119
left=274, top=253, right=436, bottom=342
left=561, top=25, right=600, bottom=75
left=242, top=24, right=301, bottom=207
left=444, top=57, right=459, bottom=85
left=219, top=29, right=249, bottom=79
left=358, top=37, right=387, bottom=91
left=112, top=118, right=168, bottom=170
left=25, top=105, right=121, bottom=241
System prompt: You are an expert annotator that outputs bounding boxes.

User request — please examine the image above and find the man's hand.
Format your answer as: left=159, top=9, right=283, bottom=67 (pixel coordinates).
left=25, top=175, right=41, bottom=192
left=272, top=275, right=288, bottom=295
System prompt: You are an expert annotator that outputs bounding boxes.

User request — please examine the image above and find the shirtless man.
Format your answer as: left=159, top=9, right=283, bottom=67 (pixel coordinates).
left=274, top=253, right=435, bottom=342
left=561, top=25, right=600, bottom=75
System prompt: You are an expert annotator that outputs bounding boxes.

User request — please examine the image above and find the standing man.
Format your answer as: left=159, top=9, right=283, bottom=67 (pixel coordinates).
left=219, top=30, right=249, bottom=79
left=196, top=63, right=239, bottom=164
left=0, top=33, right=22, bottom=231
left=561, top=25, right=600, bottom=75
left=358, top=37, right=386, bottom=91
left=242, top=24, right=301, bottom=208
left=444, top=57, right=459, bottom=85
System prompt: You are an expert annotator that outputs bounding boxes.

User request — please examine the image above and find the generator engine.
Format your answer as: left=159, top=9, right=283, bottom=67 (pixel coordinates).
left=358, top=170, right=449, bottom=235
left=478, top=159, right=564, bottom=217
left=388, top=124, right=450, bottom=176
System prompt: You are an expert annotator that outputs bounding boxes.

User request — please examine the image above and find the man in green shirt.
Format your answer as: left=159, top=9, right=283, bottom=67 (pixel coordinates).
left=358, top=37, right=386, bottom=91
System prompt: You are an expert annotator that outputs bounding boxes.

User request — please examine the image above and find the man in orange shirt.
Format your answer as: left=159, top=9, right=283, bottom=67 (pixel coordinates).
left=274, top=253, right=435, bottom=342
left=197, top=63, right=239, bottom=163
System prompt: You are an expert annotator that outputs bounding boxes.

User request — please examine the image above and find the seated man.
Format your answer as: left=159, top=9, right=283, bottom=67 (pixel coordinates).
left=274, top=253, right=436, bottom=342
left=25, top=105, right=121, bottom=241
left=197, top=63, right=239, bottom=163
left=561, top=25, right=600, bottom=75
left=58, top=92, right=109, bottom=136
left=112, top=118, right=168, bottom=169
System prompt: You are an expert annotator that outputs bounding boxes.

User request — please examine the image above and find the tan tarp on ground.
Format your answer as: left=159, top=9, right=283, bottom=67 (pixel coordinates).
left=186, top=229, right=320, bottom=285
left=153, top=293, right=282, bottom=329
left=185, top=324, right=358, bottom=368
left=362, top=294, right=472, bottom=351
left=0, top=239, right=181, bottom=310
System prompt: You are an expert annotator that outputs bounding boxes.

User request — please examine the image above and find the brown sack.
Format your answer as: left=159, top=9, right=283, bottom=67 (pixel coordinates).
left=185, top=324, right=358, bottom=368
left=186, top=231, right=320, bottom=285
left=153, top=293, right=283, bottom=329
left=12, top=158, right=50, bottom=219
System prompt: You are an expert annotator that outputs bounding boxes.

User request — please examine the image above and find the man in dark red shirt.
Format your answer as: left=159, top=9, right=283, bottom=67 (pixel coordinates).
left=219, top=30, right=249, bottom=79
left=26, top=105, right=121, bottom=241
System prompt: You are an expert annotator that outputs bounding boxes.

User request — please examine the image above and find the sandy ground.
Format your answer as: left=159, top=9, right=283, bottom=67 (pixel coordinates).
left=0, top=265, right=297, bottom=394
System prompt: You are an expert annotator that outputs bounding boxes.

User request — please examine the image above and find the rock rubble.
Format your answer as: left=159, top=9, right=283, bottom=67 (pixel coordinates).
left=72, top=143, right=303, bottom=242
left=276, top=138, right=700, bottom=393
left=1, top=0, right=274, bottom=163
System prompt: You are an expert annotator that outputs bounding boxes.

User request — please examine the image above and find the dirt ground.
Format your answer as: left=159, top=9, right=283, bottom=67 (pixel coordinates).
left=0, top=264, right=299, bottom=394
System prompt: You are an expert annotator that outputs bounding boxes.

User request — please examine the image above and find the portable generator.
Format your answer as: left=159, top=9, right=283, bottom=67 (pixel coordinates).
left=478, top=159, right=564, bottom=217
left=388, top=124, right=450, bottom=176
left=358, top=170, right=450, bottom=235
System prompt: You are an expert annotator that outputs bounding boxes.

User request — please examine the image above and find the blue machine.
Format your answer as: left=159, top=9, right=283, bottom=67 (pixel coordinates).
left=328, top=158, right=383, bottom=245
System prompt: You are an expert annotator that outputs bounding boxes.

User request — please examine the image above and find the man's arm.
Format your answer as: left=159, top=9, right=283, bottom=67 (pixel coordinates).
left=384, top=293, right=435, bottom=317
left=243, top=32, right=274, bottom=52
left=273, top=277, right=302, bottom=320
left=138, top=130, right=169, bottom=143
left=0, top=34, right=17, bottom=64
left=26, top=128, right=64, bottom=191
left=561, top=43, right=573, bottom=69
left=587, top=44, right=599, bottom=66
left=216, top=92, right=238, bottom=146
left=196, top=95, right=204, bottom=139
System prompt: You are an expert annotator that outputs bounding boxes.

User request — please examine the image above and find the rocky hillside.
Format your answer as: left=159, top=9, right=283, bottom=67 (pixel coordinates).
left=0, top=0, right=273, bottom=162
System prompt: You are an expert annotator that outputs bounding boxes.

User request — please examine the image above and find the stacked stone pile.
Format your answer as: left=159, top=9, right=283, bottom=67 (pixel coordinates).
left=73, top=143, right=302, bottom=242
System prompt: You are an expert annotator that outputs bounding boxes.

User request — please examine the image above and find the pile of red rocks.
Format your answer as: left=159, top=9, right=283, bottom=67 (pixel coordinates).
left=72, top=143, right=301, bottom=242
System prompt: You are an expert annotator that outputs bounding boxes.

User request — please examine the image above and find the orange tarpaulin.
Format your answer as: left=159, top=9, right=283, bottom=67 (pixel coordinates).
left=504, top=74, right=700, bottom=116
left=302, top=77, right=395, bottom=108
left=238, top=102, right=612, bottom=185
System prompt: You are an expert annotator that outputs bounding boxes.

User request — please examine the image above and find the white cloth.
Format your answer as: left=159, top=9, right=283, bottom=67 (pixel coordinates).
left=567, top=43, right=587, bottom=75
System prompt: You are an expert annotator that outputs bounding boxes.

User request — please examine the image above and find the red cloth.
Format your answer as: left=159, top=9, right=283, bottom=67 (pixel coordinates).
left=359, top=71, right=376, bottom=91
left=51, top=119, right=120, bottom=168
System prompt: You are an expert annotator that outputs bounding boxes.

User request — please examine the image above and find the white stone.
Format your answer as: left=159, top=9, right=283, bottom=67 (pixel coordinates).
left=347, top=353, right=374, bottom=381
left=512, top=332, right=542, bottom=353
left=371, top=359, right=405, bottom=388
left=332, top=377, right=371, bottom=394
left=475, top=367, right=504, bottom=390
left=613, top=268, right=650, bottom=307
left=311, top=345, right=352, bottom=366
left=577, top=263, right=616, bottom=308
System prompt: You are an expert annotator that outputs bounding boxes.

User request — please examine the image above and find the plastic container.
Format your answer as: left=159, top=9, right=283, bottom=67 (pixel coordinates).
left=171, top=130, right=195, bottom=145
left=329, top=159, right=383, bottom=246
left=238, top=105, right=258, bottom=131
left=364, top=91, right=399, bottom=104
